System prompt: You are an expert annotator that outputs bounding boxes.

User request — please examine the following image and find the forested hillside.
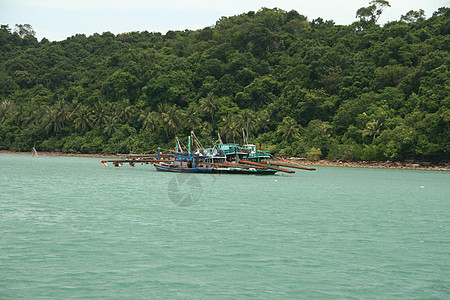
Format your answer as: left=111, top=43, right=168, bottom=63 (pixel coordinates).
left=0, top=5, right=449, bottom=161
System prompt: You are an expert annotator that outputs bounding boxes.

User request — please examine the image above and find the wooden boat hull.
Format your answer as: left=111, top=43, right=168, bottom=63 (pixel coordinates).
left=154, top=163, right=276, bottom=175
left=210, top=167, right=276, bottom=175
left=154, top=163, right=213, bottom=173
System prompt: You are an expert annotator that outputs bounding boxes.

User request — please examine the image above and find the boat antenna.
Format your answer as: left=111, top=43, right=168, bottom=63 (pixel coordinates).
left=175, top=136, right=185, bottom=152
left=190, top=131, right=204, bottom=150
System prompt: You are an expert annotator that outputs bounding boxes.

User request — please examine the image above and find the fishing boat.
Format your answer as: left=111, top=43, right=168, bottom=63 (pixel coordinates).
left=153, top=151, right=213, bottom=173
left=153, top=162, right=213, bottom=173
left=100, top=132, right=315, bottom=174
left=211, top=166, right=276, bottom=175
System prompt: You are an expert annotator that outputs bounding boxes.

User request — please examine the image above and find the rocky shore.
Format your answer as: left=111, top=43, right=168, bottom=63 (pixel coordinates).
left=276, top=157, right=450, bottom=171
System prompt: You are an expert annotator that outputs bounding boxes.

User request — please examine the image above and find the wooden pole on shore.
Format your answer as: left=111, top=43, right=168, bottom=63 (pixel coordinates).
left=239, top=160, right=295, bottom=173
left=268, top=161, right=316, bottom=171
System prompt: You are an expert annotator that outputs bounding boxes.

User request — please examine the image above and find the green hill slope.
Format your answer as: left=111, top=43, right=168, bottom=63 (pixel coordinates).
left=0, top=6, right=448, bottom=161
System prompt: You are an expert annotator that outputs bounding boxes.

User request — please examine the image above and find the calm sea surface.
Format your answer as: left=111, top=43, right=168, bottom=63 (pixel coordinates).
left=1, top=153, right=449, bottom=299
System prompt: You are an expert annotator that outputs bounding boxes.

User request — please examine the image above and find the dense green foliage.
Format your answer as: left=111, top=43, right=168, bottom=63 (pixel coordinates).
left=0, top=6, right=449, bottom=161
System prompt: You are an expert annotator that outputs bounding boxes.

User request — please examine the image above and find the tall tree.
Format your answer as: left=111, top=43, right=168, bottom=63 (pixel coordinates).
left=221, top=114, right=241, bottom=144
left=0, top=101, right=11, bottom=125
left=199, top=93, right=218, bottom=129
left=236, top=109, right=257, bottom=142
left=362, top=119, right=383, bottom=142
left=93, top=103, right=111, bottom=127
left=73, top=105, right=94, bottom=131
left=114, top=100, right=134, bottom=124
left=183, top=104, right=201, bottom=130
left=14, top=24, right=35, bottom=38
left=157, top=103, right=172, bottom=140
left=103, top=115, right=119, bottom=137
left=165, top=104, right=184, bottom=136
left=400, top=9, right=425, bottom=23
left=41, top=100, right=70, bottom=134
left=139, top=108, right=159, bottom=132
left=277, top=117, right=300, bottom=142
left=356, top=0, right=391, bottom=24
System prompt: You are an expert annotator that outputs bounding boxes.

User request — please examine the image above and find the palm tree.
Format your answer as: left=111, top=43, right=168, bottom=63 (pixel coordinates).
left=156, top=102, right=171, bottom=113
left=139, top=108, right=159, bottom=132
left=21, top=102, right=43, bottom=128
left=73, top=105, right=94, bottom=131
left=41, top=100, right=71, bottom=134
left=236, top=109, right=256, bottom=143
left=93, top=102, right=111, bottom=126
left=115, top=99, right=134, bottom=123
left=199, top=93, right=218, bottom=129
left=42, top=106, right=60, bottom=134
left=27, top=104, right=45, bottom=127
left=11, top=103, right=28, bottom=127
left=54, top=100, right=70, bottom=128
left=277, top=117, right=300, bottom=142
left=183, top=104, right=201, bottom=130
left=199, top=121, right=213, bottom=142
left=256, top=110, right=270, bottom=135
left=221, top=114, right=241, bottom=143
left=362, top=119, right=382, bottom=142
left=157, top=103, right=172, bottom=140
left=0, top=101, right=11, bottom=125
left=103, top=115, right=119, bottom=137
left=165, top=104, right=184, bottom=136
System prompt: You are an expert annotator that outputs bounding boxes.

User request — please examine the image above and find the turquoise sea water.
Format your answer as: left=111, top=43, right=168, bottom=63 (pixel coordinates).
left=1, top=153, right=449, bottom=299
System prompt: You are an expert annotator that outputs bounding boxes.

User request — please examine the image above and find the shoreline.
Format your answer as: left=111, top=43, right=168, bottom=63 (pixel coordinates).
left=0, top=150, right=121, bottom=159
left=1, top=150, right=448, bottom=171
left=275, top=157, right=450, bottom=171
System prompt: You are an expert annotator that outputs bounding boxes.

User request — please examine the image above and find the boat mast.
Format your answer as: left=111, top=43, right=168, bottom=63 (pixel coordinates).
left=191, top=131, right=204, bottom=150
left=188, top=135, right=191, bottom=153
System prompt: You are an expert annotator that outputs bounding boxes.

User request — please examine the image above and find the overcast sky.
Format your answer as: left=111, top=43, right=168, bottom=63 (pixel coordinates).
left=1, top=0, right=449, bottom=41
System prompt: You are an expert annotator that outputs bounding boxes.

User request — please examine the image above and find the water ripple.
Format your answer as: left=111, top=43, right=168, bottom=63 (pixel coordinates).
left=1, top=154, right=449, bottom=299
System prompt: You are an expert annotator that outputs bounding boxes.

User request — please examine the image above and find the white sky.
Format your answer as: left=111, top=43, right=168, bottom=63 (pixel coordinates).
left=1, top=0, right=449, bottom=41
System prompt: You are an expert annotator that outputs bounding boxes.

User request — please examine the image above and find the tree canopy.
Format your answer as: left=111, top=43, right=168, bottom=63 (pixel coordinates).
left=0, top=5, right=449, bottom=162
